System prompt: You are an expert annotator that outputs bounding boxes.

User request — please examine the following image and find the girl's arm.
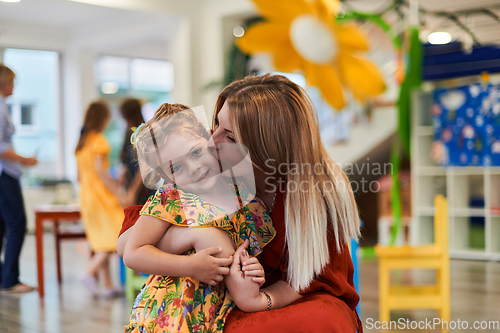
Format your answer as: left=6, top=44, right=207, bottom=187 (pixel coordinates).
left=123, top=215, right=233, bottom=285
left=121, top=172, right=144, bottom=207
left=225, top=240, right=302, bottom=312
left=94, top=155, right=125, bottom=205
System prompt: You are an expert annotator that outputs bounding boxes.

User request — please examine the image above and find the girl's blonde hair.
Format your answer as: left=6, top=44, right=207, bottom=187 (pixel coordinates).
left=135, top=103, right=208, bottom=188
left=214, top=74, right=360, bottom=291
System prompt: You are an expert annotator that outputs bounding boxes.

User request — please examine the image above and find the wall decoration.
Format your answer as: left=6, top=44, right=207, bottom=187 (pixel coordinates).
left=236, top=0, right=386, bottom=111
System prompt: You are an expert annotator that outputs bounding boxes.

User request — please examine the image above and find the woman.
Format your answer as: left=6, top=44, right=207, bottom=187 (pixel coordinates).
left=118, top=74, right=362, bottom=332
left=0, top=64, right=38, bottom=293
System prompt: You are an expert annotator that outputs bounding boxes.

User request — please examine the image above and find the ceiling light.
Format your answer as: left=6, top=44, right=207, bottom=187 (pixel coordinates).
left=428, top=32, right=452, bottom=45
left=0, top=0, right=21, bottom=2
left=233, top=26, right=245, bottom=38
left=101, top=82, right=119, bottom=94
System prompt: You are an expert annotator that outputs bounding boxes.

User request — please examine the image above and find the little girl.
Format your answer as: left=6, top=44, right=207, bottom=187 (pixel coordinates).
left=75, top=101, right=127, bottom=297
left=122, top=103, right=275, bottom=333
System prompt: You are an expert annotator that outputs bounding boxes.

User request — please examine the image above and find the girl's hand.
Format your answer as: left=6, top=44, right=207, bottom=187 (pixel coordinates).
left=241, top=253, right=265, bottom=287
left=225, top=239, right=268, bottom=312
left=189, top=246, right=233, bottom=286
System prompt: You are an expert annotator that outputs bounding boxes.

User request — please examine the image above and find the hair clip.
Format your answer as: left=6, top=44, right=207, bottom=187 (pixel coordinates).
left=130, top=123, right=145, bottom=146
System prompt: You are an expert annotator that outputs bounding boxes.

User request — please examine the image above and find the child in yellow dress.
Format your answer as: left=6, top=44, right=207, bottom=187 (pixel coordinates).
left=75, top=101, right=126, bottom=297
left=122, top=104, right=275, bottom=333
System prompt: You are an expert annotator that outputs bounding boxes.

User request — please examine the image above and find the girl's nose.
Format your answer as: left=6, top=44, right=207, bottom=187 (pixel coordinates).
left=187, top=160, right=202, bottom=175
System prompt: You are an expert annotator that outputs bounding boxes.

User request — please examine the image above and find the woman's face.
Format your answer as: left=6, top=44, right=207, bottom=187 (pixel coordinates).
left=211, top=101, right=235, bottom=145
left=210, top=101, right=254, bottom=179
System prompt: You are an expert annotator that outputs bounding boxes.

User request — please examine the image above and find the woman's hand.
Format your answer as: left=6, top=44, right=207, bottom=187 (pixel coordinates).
left=189, top=247, right=233, bottom=286
left=225, top=239, right=268, bottom=312
left=241, top=253, right=265, bottom=287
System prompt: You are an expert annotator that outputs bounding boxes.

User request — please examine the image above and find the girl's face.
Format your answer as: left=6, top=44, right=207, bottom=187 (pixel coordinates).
left=159, top=130, right=220, bottom=194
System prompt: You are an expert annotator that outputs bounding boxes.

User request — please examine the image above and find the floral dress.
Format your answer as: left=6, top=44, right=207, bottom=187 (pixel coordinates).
left=125, top=182, right=275, bottom=333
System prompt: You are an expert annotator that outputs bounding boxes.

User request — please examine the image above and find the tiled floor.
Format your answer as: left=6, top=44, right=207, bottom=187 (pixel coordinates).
left=1, top=234, right=499, bottom=332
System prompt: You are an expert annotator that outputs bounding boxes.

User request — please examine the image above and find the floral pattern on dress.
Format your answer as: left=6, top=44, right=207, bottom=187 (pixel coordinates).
left=125, top=182, right=275, bottom=333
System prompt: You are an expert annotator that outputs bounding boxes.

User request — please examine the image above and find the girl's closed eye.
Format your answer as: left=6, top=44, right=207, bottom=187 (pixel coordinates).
left=226, top=134, right=235, bottom=142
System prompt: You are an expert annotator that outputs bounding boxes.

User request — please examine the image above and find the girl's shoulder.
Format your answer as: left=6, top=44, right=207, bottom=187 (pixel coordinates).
left=87, top=131, right=110, bottom=153
left=139, top=183, right=228, bottom=228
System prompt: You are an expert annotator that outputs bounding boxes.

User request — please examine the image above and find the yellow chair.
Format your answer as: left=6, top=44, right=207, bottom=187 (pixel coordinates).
left=376, top=195, right=450, bottom=325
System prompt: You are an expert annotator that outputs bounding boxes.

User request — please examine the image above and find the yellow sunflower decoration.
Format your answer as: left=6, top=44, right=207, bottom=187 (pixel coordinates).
left=237, top=0, right=386, bottom=110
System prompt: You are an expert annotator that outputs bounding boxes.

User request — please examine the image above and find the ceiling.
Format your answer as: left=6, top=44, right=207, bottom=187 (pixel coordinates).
left=342, top=0, right=500, bottom=44
left=0, top=0, right=181, bottom=54
left=1, top=0, right=500, bottom=53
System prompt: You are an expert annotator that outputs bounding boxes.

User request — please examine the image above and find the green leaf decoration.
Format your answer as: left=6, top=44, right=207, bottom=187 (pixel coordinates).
left=194, top=289, right=204, bottom=307
left=247, top=221, right=257, bottom=233
left=210, top=293, right=218, bottom=305
left=143, top=298, right=151, bottom=318
left=186, top=315, right=193, bottom=333
left=149, top=300, right=158, bottom=319
left=141, top=288, right=152, bottom=302
left=163, top=290, right=177, bottom=304
left=166, top=199, right=180, bottom=214
left=197, top=214, right=206, bottom=224
left=172, top=307, right=180, bottom=317
left=217, top=319, right=224, bottom=331
left=198, top=312, right=205, bottom=326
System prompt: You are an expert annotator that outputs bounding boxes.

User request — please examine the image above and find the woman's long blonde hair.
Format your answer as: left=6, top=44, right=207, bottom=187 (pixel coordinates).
left=214, top=74, right=360, bottom=291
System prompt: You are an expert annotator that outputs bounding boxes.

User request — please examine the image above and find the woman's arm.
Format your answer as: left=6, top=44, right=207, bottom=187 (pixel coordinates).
left=261, top=280, right=302, bottom=310
left=123, top=215, right=233, bottom=285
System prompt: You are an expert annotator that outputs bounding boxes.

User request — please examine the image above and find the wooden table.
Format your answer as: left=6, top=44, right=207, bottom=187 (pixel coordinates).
left=34, top=204, right=83, bottom=297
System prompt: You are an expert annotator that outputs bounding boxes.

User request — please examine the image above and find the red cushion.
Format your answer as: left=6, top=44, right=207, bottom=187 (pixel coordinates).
left=224, top=292, right=360, bottom=333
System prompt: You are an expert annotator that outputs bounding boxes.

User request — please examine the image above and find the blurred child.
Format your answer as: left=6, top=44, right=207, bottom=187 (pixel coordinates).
left=119, top=98, right=154, bottom=206
left=75, top=101, right=126, bottom=298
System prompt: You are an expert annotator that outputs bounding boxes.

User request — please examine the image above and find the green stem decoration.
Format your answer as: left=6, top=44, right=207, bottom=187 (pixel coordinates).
left=390, top=26, right=422, bottom=245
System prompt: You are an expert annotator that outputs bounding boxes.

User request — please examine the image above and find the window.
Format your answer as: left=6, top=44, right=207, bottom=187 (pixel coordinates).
left=96, top=55, right=174, bottom=171
left=21, top=104, right=33, bottom=125
left=3, top=48, right=61, bottom=184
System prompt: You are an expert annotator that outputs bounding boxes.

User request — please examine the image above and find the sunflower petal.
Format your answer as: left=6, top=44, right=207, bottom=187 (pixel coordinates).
left=315, top=0, right=342, bottom=23
left=302, top=61, right=318, bottom=86
left=253, top=0, right=314, bottom=24
left=236, top=22, right=289, bottom=54
left=237, top=22, right=302, bottom=73
left=337, top=52, right=386, bottom=102
left=335, top=23, right=369, bottom=51
left=309, top=64, right=345, bottom=111
left=272, top=42, right=302, bottom=73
